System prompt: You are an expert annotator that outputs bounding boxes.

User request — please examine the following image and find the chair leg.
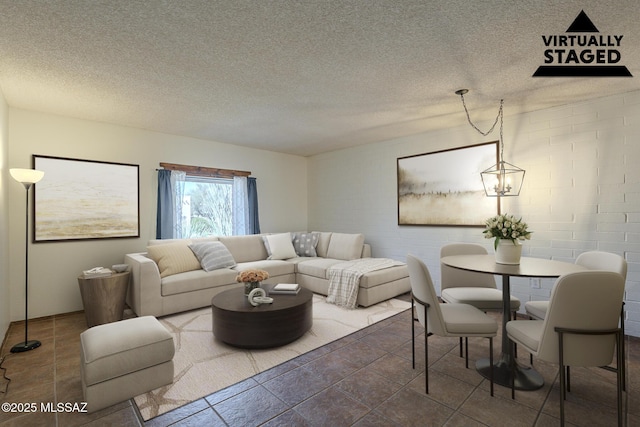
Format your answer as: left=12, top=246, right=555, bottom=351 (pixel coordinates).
left=510, top=340, right=515, bottom=400
left=425, top=306, right=429, bottom=394
left=512, top=311, right=518, bottom=359
left=465, top=337, right=469, bottom=369
left=558, top=332, right=566, bottom=426
left=620, top=305, right=626, bottom=392
left=617, top=330, right=623, bottom=427
left=459, top=337, right=463, bottom=358
left=411, top=297, right=416, bottom=370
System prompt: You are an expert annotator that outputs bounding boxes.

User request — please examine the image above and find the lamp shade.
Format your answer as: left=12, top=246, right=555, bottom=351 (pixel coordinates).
left=10, top=168, right=45, bottom=184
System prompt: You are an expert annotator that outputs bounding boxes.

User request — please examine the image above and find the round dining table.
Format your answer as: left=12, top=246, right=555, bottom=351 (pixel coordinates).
left=440, top=254, right=587, bottom=390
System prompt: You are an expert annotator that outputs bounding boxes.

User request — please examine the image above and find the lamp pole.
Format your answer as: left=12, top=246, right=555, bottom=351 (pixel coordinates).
left=10, top=168, right=44, bottom=353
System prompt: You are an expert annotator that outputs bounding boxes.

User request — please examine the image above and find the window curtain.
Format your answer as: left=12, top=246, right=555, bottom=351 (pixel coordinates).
left=232, top=176, right=249, bottom=235
left=156, top=170, right=172, bottom=239
left=232, top=176, right=260, bottom=235
left=248, top=177, right=260, bottom=234
left=172, top=171, right=186, bottom=238
left=156, top=169, right=186, bottom=239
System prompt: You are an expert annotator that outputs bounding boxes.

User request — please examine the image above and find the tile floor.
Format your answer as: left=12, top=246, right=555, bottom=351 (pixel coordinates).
left=0, top=298, right=637, bottom=426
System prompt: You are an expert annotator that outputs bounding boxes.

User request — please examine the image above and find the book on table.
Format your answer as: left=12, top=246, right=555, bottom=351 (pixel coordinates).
left=270, top=283, right=300, bottom=295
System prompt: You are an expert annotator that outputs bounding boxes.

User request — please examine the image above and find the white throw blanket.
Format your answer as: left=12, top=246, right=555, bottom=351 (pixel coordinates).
left=326, top=258, right=404, bottom=309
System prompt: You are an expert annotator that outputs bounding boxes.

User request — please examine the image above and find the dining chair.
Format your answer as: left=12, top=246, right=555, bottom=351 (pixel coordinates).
left=407, top=254, right=498, bottom=396
left=507, top=270, right=625, bottom=426
left=440, top=243, right=521, bottom=357
left=524, top=251, right=627, bottom=386
left=525, top=251, right=627, bottom=320
left=441, top=243, right=521, bottom=313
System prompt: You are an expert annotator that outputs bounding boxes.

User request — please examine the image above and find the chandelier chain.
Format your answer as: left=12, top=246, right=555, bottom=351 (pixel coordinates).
left=459, top=93, right=505, bottom=161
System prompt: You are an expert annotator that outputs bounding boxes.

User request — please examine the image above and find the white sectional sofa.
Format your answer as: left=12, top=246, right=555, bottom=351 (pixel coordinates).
left=124, top=232, right=410, bottom=317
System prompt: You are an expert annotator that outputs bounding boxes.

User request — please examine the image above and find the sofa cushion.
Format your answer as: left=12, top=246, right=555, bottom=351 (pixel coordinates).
left=358, top=264, right=409, bottom=289
left=314, top=232, right=333, bottom=258
left=262, top=233, right=297, bottom=260
left=189, top=241, right=236, bottom=271
left=218, top=235, right=268, bottom=263
left=147, top=242, right=202, bottom=278
left=292, top=232, right=320, bottom=257
left=326, top=233, right=365, bottom=260
left=296, top=258, right=345, bottom=279
left=161, top=268, right=239, bottom=296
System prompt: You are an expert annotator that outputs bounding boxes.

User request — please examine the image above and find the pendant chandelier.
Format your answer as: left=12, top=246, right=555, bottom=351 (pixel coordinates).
left=455, top=89, right=525, bottom=197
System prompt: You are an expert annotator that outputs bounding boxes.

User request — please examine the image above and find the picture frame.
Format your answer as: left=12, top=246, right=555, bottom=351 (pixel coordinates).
left=397, top=142, right=499, bottom=226
left=33, top=155, right=140, bottom=242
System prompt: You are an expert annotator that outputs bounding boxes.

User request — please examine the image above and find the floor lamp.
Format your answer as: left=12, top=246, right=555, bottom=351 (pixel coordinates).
left=10, top=168, right=44, bottom=353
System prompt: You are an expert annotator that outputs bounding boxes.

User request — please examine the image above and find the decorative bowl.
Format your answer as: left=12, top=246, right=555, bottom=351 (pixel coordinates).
left=112, top=264, right=129, bottom=273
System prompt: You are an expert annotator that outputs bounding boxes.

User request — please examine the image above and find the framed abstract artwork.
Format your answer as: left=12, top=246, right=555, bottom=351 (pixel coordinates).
left=397, top=142, right=499, bottom=226
left=33, top=155, right=140, bottom=242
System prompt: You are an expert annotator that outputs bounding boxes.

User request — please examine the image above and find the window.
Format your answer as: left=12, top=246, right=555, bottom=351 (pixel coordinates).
left=156, top=163, right=259, bottom=239
left=181, top=177, right=233, bottom=237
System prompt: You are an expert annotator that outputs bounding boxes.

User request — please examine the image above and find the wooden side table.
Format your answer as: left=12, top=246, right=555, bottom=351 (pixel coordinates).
left=78, top=271, right=131, bottom=327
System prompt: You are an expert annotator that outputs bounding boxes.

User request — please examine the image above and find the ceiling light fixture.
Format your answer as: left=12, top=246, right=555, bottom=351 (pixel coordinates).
left=455, top=89, right=525, bottom=197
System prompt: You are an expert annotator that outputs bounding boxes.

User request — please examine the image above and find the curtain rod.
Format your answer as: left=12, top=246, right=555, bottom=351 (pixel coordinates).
left=158, top=162, right=251, bottom=178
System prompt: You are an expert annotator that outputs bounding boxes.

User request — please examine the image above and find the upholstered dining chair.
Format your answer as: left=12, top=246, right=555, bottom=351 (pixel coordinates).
left=507, top=270, right=625, bottom=426
left=407, top=254, right=498, bottom=396
left=441, top=243, right=521, bottom=357
left=524, top=251, right=627, bottom=385
left=440, top=243, right=521, bottom=313
left=525, top=251, right=627, bottom=320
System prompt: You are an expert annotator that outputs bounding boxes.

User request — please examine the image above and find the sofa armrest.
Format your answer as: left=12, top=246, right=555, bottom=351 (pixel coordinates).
left=124, top=252, right=163, bottom=317
left=362, top=243, right=371, bottom=258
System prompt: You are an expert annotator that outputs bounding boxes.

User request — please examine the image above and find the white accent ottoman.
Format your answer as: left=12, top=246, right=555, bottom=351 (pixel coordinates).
left=80, top=316, right=174, bottom=413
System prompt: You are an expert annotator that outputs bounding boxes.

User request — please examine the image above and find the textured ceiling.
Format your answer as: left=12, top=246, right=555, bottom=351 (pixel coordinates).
left=0, top=1, right=638, bottom=156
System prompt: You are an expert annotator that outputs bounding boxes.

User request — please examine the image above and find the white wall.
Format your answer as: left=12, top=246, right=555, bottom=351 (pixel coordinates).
left=7, top=109, right=308, bottom=320
left=0, top=91, right=9, bottom=340
left=309, top=90, right=640, bottom=337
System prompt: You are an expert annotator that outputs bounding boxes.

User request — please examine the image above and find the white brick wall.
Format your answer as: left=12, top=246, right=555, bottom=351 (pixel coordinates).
left=309, top=89, right=640, bottom=337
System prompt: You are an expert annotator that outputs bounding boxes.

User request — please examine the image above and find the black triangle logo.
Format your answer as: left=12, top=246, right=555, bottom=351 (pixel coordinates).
left=566, top=10, right=599, bottom=32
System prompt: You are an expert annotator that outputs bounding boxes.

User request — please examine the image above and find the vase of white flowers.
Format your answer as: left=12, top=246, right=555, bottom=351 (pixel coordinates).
left=483, top=213, right=532, bottom=265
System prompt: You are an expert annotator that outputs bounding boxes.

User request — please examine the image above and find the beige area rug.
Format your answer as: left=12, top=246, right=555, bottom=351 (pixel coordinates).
left=134, top=294, right=410, bottom=420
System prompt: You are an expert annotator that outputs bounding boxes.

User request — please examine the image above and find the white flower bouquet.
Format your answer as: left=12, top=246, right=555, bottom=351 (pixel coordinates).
left=483, top=213, right=532, bottom=249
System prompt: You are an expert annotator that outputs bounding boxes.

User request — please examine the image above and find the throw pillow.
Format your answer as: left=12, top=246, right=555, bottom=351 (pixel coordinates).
left=147, top=242, right=202, bottom=278
left=189, top=241, right=236, bottom=271
left=292, top=232, right=319, bottom=257
left=326, top=233, right=365, bottom=260
left=262, top=233, right=297, bottom=260
left=314, top=232, right=333, bottom=258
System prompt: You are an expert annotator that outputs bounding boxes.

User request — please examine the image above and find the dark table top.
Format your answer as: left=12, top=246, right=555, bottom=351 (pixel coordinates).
left=211, top=285, right=313, bottom=313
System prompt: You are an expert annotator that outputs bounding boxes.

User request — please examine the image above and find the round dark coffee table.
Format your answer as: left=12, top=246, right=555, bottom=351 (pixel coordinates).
left=211, top=286, right=313, bottom=349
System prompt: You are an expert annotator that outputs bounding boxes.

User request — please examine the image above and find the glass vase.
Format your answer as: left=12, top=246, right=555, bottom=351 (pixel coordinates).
left=244, top=281, right=261, bottom=296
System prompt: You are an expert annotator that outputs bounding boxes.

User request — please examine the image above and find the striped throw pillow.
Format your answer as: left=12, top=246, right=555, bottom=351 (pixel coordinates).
left=189, top=241, right=236, bottom=271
